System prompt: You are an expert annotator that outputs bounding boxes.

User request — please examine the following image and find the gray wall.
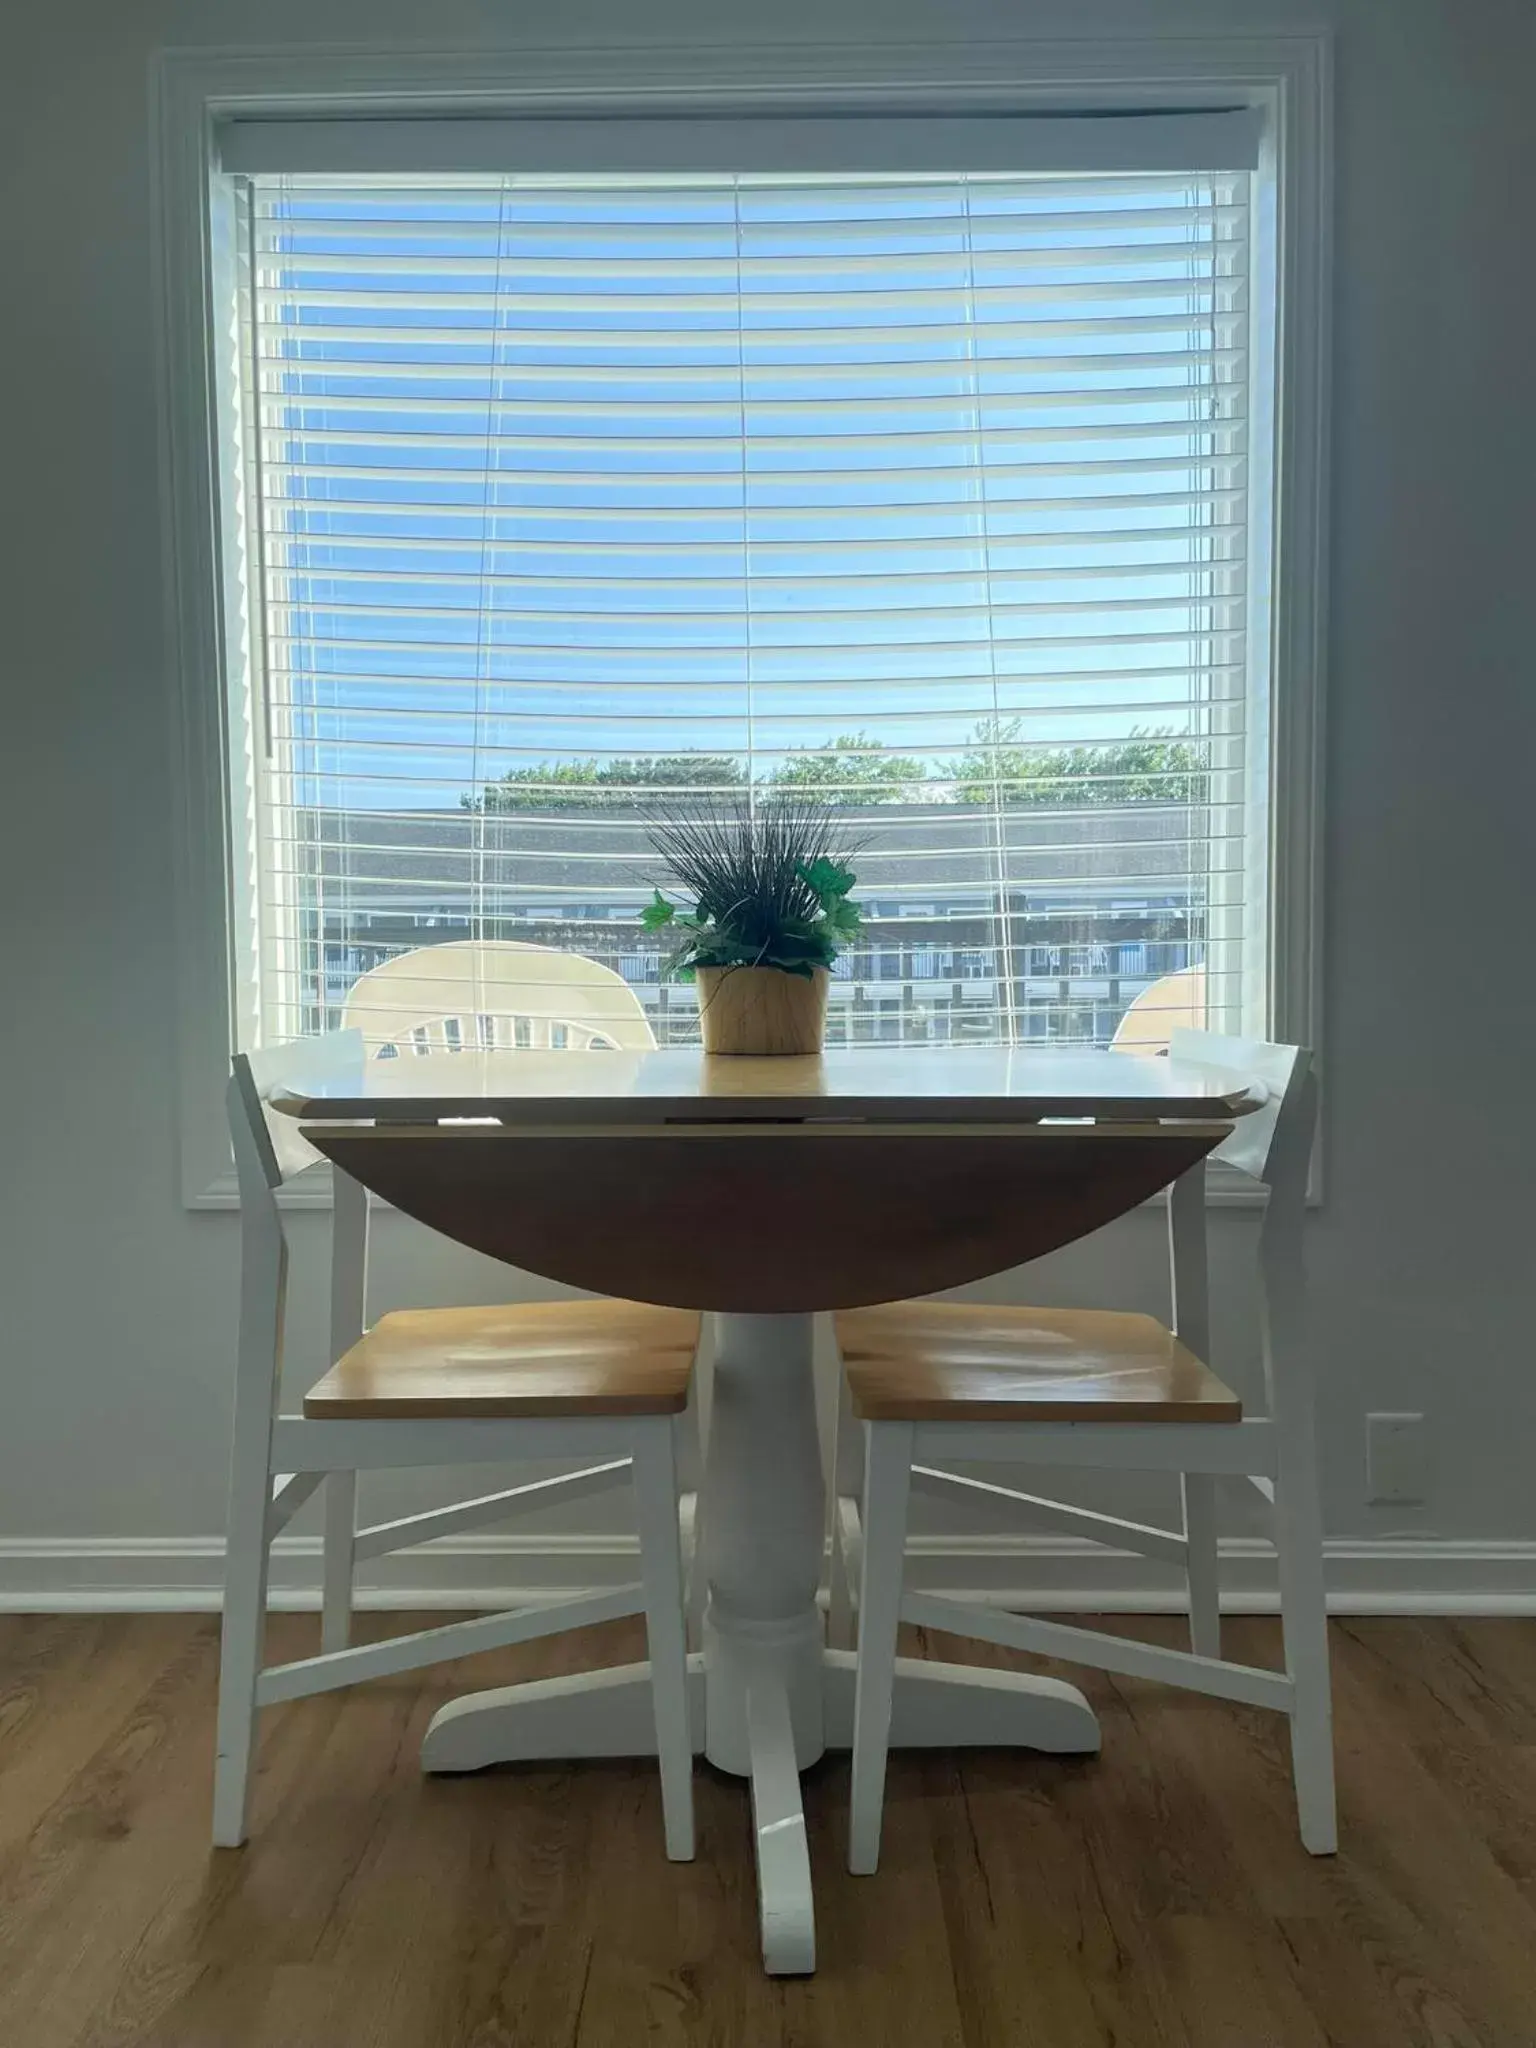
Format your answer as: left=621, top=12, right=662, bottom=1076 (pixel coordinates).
left=4, top=0, right=1534, bottom=1600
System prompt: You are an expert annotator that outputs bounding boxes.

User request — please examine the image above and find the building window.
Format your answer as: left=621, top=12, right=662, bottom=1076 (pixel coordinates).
left=220, top=115, right=1273, bottom=1052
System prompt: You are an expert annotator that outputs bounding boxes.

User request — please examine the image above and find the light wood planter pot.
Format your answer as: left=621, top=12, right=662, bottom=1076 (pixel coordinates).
left=695, top=965, right=830, bottom=1056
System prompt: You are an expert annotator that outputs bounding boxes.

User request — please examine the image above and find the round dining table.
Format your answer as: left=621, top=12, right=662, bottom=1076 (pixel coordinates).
left=275, top=1043, right=1250, bottom=1974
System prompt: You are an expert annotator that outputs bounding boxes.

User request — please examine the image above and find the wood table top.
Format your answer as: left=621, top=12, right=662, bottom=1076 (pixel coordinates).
left=271, top=1043, right=1262, bottom=1127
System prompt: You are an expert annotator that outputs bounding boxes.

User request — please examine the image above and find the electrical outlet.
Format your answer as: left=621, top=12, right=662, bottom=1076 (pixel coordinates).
left=1366, top=1411, right=1429, bottom=1506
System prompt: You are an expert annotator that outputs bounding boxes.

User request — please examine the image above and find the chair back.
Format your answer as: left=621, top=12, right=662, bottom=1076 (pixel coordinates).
left=229, top=1031, right=366, bottom=1193
left=342, top=941, right=656, bottom=1057
left=228, top=1031, right=371, bottom=1384
left=1168, top=1027, right=1314, bottom=1194
left=1166, top=1027, right=1317, bottom=1418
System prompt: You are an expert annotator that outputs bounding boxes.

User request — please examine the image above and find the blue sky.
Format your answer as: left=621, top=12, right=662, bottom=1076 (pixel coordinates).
left=249, top=171, right=1241, bottom=811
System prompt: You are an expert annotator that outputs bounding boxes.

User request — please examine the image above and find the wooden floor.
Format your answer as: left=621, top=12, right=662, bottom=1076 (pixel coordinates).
left=2, top=1614, right=1535, bottom=2047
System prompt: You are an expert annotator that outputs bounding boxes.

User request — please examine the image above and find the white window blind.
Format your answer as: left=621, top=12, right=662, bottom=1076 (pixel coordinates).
left=230, top=139, right=1265, bottom=1050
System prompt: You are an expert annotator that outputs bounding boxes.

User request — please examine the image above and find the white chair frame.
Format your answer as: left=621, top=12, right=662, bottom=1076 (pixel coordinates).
left=833, top=1029, right=1335, bottom=1871
left=335, top=939, right=706, bottom=1642
left=215, top=1031, right=694, bottom=1859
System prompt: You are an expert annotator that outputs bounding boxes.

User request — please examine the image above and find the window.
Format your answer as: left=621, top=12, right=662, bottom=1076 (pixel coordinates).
left=219, top=111, right=1273, bottom=1052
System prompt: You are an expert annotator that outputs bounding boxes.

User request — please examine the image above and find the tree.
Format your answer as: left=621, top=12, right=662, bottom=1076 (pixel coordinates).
left=457, top=724, right=1208, bottom=812
left=766, top=731, right=926, bottom=806
left=943, top=718, right=1209, bottom=806
left=463, top=754, right=746, bottom=812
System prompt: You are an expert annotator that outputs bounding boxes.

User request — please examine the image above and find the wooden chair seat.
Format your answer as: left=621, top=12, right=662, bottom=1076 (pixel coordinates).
left=836, top=1303, right=1241, bottom=1424
left=305, top=1300, right=700, bottom=1419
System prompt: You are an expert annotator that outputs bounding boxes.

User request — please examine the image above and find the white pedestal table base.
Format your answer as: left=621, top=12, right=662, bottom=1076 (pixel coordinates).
left=418, top=1311, right=1100, bottom=1975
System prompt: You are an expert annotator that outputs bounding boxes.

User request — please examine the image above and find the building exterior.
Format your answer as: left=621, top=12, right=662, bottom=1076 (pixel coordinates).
left=294, top=800, right=1209, bottom=1048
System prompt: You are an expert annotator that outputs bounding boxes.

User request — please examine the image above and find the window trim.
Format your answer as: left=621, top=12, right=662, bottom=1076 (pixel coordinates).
left=152, top=31, right=1330, bottom=1209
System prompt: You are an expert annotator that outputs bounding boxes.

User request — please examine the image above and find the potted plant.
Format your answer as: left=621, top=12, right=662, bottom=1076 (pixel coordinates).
left=641, top=797, right=862, bottom=1055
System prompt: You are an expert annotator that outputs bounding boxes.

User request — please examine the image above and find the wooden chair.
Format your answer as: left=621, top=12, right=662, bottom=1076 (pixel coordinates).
left=215, top=1031, right=697, bottom=1858
left=831, top=1029, right=1333, bottom=1872
left=329, top=942, right=707, bottom=1652
left=342, top=939, right=657, bottom=1056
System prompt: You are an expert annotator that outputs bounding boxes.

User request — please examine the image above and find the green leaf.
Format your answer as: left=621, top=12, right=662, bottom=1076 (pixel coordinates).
left=639, top=889, right=677, bottom=931
left=761, top=931, right=837, bottom=975
left=797, top=855, right=856, bottom=903
left=820, top=896, right=863, bottom=941
left=689, top=933, right=760, bottom=970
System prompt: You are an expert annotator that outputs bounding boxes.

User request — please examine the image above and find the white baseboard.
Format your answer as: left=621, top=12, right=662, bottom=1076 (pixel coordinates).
left=2, top=1533, right=1534, bottom=1615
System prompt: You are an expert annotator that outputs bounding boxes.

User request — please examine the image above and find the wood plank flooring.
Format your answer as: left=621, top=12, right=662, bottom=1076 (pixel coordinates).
left=2, top=1612, right=1535, bottom=2046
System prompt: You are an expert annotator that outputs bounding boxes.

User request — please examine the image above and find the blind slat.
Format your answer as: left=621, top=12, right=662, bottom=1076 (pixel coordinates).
left=260, top=486, right=1246, bottom=527
left=252, top=311, right=1245, bottom=350
left=251, top=383, right=1246, bottom=422
left=264, top=561, right=1243, bottom=598
left=255, top=454, right=1244, bottom=494
left=251, top=349, right=1247, bottom=391
left=255, top=242, right=1245, bottom=286
left=262, top=624, right=1243, bottom=661
left=269, top=698, right=1238, bottom=730
left=257, top=277, right=1245, bottom=317
left=265, top=521, right=1244, bottom=559
left=253, top=200, right=1248, bottom=247
left=255, top=822, right=1250, bottom=855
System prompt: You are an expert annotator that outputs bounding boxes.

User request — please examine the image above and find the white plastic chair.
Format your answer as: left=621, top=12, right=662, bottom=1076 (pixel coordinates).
left=1110, top=965, right=1208, bottom=1055
left=343, top=939, right=657, bottom=1056
left=215, top=1030, right=696, bottom=1858
left=831, top=1028, right=1333, bottom=1871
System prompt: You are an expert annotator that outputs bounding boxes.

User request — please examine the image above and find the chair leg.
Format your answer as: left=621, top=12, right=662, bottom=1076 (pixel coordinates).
left=1274, top=1450, right=1337, bottom=1854
left=680, top=1389, right=708, bottom=1653
left=826, top=1495, right=856, bottom=1652
left=684, top=1491, right=708, bottom=1653
left=633, top=1422, right=696, bottom=1862
left=213, top=1456, right=273, bottom=1848
left=321, top=1471, right=357, bottom=1655
left=825, top=1359, right=859, bottom=1651
left=848, top=1421, right=913, bottom=1876
left=1181, top=1471, right=1222, bottom=1659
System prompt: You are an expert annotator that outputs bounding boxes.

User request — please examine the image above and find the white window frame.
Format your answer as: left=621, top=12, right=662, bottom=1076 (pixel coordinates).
left=152, top=33, right=1329, bottom=1208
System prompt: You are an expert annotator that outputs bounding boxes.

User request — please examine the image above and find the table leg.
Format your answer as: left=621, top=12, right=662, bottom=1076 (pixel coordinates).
left=697, top=1312, right=825, bottom=1971
left=822, top=1650, right=1102, bottom=1750
left=747, top=1664, right=816, bottom=1976
left=420, top=1657, right=704, bottom=1770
